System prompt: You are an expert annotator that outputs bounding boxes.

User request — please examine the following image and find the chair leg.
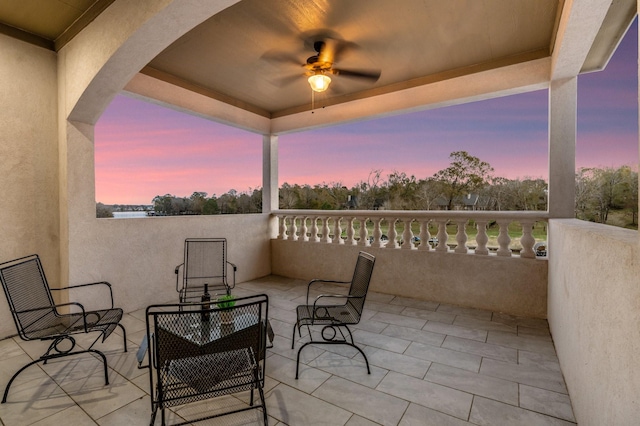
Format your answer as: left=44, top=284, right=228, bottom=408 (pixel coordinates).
left=258, top=383, right=268, bottom=426
left=2, top=358, right=41, bottom=403
left=2, top=348, right=109, bottom=403
left=118, top=323, right=128, bottom=352
left=291, top=324, right=297, bottom=349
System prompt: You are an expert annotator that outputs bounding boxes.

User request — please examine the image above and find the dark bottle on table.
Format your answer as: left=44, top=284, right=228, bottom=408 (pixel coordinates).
left=201, top=283, right=211, bottom=321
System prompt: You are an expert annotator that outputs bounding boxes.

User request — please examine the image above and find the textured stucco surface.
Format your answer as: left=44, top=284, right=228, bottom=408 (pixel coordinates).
left=548, top=219, right=640, bottom=425
left=0, top=35, right=59, bottom=338
left=272, top=239, right=549, bottom=318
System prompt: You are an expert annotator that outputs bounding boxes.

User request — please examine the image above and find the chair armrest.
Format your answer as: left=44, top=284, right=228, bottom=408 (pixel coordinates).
left=52, top=281, right=115, bottom=309
left=175, top=263, right=184, bottom=292
left=312, top=294, right=361, bottom=313
left=227, top=261, right=237, bottom=289
left=15, top=302, right=93, bottom=333
left=306, top=279, right=349, bottom=304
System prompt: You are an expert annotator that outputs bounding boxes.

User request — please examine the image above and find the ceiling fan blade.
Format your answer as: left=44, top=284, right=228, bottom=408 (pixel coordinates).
left=271, top=73, right=303, bottom=87
left=332, top=68, right=381, bottom=82
left=261, top=49, right=302, bottom=67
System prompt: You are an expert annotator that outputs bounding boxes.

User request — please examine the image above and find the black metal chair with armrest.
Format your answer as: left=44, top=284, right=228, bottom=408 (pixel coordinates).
left=292, top=251, right=376, bottom=379
left=175, top=238, right=237, bottom=303
left=145, top=294, right=269, bottom=426
left=0, top=254, right=127, bottom=403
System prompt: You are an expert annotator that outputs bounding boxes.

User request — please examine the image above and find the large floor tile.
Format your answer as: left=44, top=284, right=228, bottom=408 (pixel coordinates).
left=400, top=307, right=456, bottom=324
left=267, top=383, right=352, bottom=425
left=425, top=363, right=518, bottom=406
left=399, top=402, right=470, bottom=426
left=308, top=351, right=388, bottom=388
left=313, top=376, right=408, bottom=426
left=377, top=371, right=473, bottom=420
left=487, top=331, right=557, bottom=356
left=389, top=296, right=439, bottom=311
left=266, top=353, right=330, bottom=393
left=480, top=358, right=568, bottom=394
left=60, top=369, right=146, bottom=419
left=29, top=405, right=98, bottom=426
left=405, top=341, right=482, bottom=372
left=442, top=335, right=518, bottom=363
left=436, top=304, right=493, bottom=321
left=370, top=311, right=427, bottom=330
left=352, top=329, right=410, bottom=353
left=422, top=321, right=487, bottom=342
left=381, top=324, right=445, bottom=347
left=452, top=315, right=517, bottom=334
left=519, top=384, right=576, bottom=422
left=0, top=376, right=77, bottom=426
left=363, top=346, right=431, bottom=378
left=469, top=396, right=576, bottom=426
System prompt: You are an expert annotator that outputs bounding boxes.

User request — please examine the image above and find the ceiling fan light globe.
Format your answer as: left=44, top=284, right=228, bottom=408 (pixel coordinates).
left=308, top=74, right=331, bottom=92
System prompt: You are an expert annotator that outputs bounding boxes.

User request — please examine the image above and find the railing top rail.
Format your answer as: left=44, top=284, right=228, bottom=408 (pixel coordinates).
left=273, top=209, right=549, bottom=220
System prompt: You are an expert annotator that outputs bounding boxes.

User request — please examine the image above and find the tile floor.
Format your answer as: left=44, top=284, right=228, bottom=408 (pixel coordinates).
left=0, top=276, right=576, bottom=425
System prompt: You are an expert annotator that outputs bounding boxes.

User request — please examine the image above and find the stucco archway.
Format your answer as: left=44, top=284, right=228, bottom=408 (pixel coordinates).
left=57, top=0, right=272, bottom=312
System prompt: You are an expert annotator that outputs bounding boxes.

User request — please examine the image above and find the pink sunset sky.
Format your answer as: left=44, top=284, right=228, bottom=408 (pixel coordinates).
left=95, top=21, right=638, bottom=205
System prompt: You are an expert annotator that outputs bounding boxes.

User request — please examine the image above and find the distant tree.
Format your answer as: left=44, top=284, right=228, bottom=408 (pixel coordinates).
left=415, top=178, right=441, bottom=210
left=386, top=171, right=418, bottom=209
left=356, top=169, right=386, bottom=209
left=190, top=192, right=208, bottom=214
left=202, top=197, right=220, bottom=215
left=433, top=151, right=494, bottom=210
left=96, top=202, right=113, bottom=218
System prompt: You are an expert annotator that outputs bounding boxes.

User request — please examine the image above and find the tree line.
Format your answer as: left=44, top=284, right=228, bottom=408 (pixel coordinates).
left=97, top=151, right=638, bottom=229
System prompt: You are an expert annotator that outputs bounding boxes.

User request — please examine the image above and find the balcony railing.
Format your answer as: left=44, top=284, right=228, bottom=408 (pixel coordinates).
left=274, top=210, right=549, bottom=258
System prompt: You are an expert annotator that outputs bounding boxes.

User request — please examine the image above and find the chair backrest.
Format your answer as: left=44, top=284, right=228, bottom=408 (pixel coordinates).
left=346, top=251, right=376, bottom=316
left=146, top=294, right=268, bottom=407
left=182, top=238, right=229, bottom=299
left=0, top=255, right=57, bottom=340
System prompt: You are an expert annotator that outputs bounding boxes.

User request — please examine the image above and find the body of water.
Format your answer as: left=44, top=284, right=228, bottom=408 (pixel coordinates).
left=112, top=211, right=149, bottom=218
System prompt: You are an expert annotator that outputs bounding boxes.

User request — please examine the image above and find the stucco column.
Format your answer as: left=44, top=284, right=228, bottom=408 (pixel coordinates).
left=548, top=77, right=577, bottom=218
left=262, top=134, right=278, bottom=214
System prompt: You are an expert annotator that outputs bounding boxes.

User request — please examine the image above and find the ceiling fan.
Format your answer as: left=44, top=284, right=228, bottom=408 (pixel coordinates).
left=264, top=33, right=381, bottom=93
left=303, top=37, right=381, bottom=92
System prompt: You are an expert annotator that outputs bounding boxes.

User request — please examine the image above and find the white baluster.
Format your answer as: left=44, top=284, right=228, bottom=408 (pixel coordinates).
left=333, top=217, right=343, bottom=244
left=373, top=217, right=384, bottom=248
left=387, top=218, right=398, bottom=249
left=519, top=220, right=536, bottom=258
left=401, top=219, right=415, bottom=250
left=300, top=216, right=308, bottom=242
left=277, top=215, right=286, bottom=239
left=291, top=216, right=299, bottom=241
left=346, top=217, right=356, bottom=245
left=496, top=219, right=512, bottom=257
left=358, top=217, right=370, bottom=246
left=418, top=219, right=431, bottom=251
left=454, top=219, right=468, bottom=253
left=435, top=219, right=449, bottom=252
left=474, top=220, right=489, bottom=255
left=322, top=217, right=332, bottom=243
left=281, top=216, right=289, bottom=240
left=310, top=216, right=320, bottom=243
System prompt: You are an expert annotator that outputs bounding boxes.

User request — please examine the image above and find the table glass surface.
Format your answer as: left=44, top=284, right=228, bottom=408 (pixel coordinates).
left=157, top=312, right=257, bottom=347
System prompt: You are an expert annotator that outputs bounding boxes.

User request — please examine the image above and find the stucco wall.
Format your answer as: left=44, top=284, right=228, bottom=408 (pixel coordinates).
left=272, top=239, right=548, bottom=318
left=68, top=214, right=272, bottom=315
left=548, top=219, right=640, bottom=425
left=0, top=35, right=59, bottom=338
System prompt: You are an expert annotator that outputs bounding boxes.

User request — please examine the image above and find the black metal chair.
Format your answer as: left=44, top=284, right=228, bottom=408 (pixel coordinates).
left=175, top=238, right=236, bottom=303
left=146, top=294, right=269, bottom=426
left=0, top=254, right=127, bottom=403
left=292, top=251, right=376, bottom=379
